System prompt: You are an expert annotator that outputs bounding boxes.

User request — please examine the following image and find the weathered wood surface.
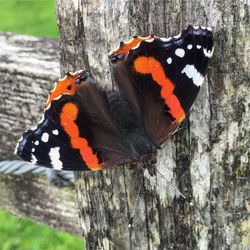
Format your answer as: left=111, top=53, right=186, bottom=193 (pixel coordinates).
left=57, top=0, right=250, bottom=249
left=0, top=33, right=80, bottom=236
left=0, top=32, right=59, bottom=160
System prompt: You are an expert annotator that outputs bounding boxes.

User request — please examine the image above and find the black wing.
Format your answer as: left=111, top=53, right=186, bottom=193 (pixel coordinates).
left=109, top=25, right=214, bottom=146
left=16, top=71, right=131, bottom=171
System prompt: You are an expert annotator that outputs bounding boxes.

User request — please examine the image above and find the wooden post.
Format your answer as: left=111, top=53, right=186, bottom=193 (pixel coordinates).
left=55, top=1, right=250, bottom=249
left=0, top=32, right=80, bottom=235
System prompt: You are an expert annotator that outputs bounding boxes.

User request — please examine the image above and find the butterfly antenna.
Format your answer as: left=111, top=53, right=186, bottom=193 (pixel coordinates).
left=154, top=167, right=186, bottom=200
left=128, top=176, right=144, bottom=228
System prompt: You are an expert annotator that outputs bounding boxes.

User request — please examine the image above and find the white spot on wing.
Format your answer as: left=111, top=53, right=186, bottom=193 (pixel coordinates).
left=203, top=47, right=214, bottom=58
left=45, top=103, right=51, bottom=111
left=145, top=38, right=154, bottom=43
left=54, top=94, right=69, bottom=101
left=31, top=154, right=38, bottom=164
left=166, top=57, right=172, bottom=64
left=181, top=64, right=204, bottom=86
left=41, top=133, right=49, bottom=143
left=73, top=69, right=83, bottom=75
left=160, top=37, right=172, bottom=42
left=34, top=140, right=39, bottom=145
left=32, top=148, right=35, bottom=152
left=175, top=48, right=185, bottom=58
left=187, top=44, right=193, bottom=50
left=14, top=136, right=23, bottom=154
left=52, top=129, right=59, bottom=135
left=174, top=33, right=181, bottom=39
left=49, top=147, right=63, bottom=170
left=14, top=145, right=18, bottom=155
left=196, top=45, right=201, bottom=49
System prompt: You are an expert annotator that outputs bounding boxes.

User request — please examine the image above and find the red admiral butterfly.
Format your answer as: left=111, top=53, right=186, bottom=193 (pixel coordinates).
left=16, top=25, right=214, bottom=175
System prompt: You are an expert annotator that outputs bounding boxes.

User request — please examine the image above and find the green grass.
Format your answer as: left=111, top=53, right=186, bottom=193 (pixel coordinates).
left=0, top=0, right=58, bottom=38
left=0, top=210, right=84, bottom=250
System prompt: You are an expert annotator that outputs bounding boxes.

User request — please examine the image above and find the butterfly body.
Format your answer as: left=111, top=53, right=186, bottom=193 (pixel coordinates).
left=16, top=25, right=214, bottom=174
left=108, top=91, right=157, bottom=161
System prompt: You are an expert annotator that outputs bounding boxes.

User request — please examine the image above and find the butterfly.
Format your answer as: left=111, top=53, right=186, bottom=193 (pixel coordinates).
left=15, top=25, right=214, bottom=176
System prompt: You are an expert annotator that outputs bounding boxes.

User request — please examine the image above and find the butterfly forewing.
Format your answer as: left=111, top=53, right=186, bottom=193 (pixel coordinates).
left=16, top=72, right=131, bottom=171
left=109, top=25, right=214, bottom=146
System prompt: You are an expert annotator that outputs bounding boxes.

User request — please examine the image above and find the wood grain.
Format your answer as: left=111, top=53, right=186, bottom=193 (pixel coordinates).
left=0, top=32, right=59, bottom=160
left=57, top=1, right=250, bottom=249
left=0, top=32, right=80, bottom=236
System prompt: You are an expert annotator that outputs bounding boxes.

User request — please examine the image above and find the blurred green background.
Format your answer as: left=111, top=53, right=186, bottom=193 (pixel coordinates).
left=0, top=0, right=58, bottom=38
left=0, top=211, right=83, bottom=250
left=0, top=0, right=83, bottom=249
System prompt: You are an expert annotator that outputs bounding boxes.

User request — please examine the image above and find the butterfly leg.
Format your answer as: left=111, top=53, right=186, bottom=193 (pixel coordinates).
left=146, top=164, right=156, bottom=176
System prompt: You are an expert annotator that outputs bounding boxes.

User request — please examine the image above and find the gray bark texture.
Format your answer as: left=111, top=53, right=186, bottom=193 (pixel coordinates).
left=0, top=32, right=80, bottom=236
left=57, top=0, right=250, bottom=249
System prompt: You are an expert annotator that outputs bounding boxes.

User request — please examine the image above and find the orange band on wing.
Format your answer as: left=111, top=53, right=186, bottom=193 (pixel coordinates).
left=60, top=103, right=102, bottom=170
left=134, top=56, right=185, bottom=121
left=45, top=72, right=81, bottom=109
left=111, top=36, right=153, bottom=56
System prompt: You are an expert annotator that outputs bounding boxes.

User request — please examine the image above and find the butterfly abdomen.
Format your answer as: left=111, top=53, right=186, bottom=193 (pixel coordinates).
left=108, top=92, right=139, bottom=132
left=108, top=92, right=156, bottom=159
